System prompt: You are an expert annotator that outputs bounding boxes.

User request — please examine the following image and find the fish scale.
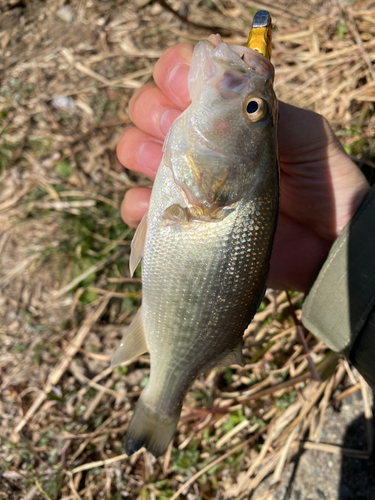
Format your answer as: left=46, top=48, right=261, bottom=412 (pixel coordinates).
left=112, top=21, right=279, bottom=457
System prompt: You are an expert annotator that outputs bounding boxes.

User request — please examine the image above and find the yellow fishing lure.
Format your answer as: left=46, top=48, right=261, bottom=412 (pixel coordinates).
left=247, top=10, right=272, bottom=60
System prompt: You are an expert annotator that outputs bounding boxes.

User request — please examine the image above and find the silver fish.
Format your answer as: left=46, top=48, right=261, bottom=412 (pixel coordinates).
left=112, top=34, right=279, bottom=457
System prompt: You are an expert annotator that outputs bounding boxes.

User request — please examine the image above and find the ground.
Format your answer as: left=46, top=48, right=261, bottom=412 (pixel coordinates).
left=1, top=0, right=375, bottom=499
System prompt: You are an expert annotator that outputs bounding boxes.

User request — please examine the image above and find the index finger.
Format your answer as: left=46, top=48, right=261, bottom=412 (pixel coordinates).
left=153, top=44, right=194, bottom=109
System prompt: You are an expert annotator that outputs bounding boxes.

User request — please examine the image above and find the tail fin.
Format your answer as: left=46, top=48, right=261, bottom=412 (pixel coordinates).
left=124, top=395, right=181, bottom=458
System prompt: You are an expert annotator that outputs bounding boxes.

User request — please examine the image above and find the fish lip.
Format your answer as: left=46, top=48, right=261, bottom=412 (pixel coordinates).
left=207, top=41, right=274, bottom=83
left=229, top=45, right=274, bottom=81
left=205, top=36, right=274, bottom=82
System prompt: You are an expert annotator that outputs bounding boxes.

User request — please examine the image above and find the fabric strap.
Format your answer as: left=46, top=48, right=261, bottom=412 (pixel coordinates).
left=302, top=183, right=375, bottom=387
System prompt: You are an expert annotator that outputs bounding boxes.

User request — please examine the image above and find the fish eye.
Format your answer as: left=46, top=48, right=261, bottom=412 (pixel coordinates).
left=247, top=101, right=259, bottom=113
left=244, top=97, right=266, bottom=122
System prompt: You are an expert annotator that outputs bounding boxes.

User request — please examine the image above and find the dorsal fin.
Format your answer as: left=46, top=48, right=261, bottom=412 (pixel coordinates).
left=129, top=212, right=148, bottom=277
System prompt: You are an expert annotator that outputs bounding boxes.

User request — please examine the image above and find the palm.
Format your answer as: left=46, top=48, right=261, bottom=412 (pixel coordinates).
left=270, top=102, right=369, bottom=291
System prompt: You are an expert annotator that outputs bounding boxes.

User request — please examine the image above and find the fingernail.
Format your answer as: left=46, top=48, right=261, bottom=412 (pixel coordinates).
left=168, top=64, right=191, bottom=103
left=139, top=142, right=163, bottom=175
left=160, top=108, right=181, bottom=135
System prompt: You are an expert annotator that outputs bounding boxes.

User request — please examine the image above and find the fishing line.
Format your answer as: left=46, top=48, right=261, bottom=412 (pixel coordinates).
left=273, top=0, right=297, bottom=27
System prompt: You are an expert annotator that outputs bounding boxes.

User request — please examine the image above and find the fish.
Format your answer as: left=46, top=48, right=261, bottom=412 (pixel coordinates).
left=112, top=16, right=279, bottom=458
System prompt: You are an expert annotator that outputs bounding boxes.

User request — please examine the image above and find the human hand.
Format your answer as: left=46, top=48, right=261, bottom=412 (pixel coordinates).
left=117, top=44, right=370, bottom=292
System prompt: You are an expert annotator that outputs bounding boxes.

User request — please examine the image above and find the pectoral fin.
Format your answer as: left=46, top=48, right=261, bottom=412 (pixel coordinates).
left=111, top=307, right=148, bottom=367
left=217, top=341, right=244, bottom=369
left=163, top=204, right=190, bottom=222
left=129, top=212, right=148, bottom=277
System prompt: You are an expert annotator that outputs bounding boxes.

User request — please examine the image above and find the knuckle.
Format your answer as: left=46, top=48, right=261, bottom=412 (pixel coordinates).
left=153, top=44, right=193, bottom=80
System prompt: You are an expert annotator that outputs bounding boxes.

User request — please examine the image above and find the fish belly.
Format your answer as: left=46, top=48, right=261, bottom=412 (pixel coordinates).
left=142, top=161, right=277, bottom=413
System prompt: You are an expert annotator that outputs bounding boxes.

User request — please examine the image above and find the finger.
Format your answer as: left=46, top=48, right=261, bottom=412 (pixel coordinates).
left=117, top=127, right=163, bottom=179
left=153, top=44, right=194, bottom=108
left=121, top=188, right=151, bottom=228
left=129, top=84, right=182, bottom=140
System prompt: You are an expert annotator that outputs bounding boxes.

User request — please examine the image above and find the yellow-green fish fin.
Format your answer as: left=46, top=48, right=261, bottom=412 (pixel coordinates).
left=124, top=394, right=181, bottom=458
left=129, top=212, right=148, bottom=277
left=216, top=341, right=244, bottom=369
left=111, top=307, right=148, bottom=367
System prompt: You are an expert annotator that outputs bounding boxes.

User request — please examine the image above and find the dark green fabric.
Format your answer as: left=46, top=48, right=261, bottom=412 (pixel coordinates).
left=349, top=306, right=375, bottom=388
left=302, top=183, right=375, bottom=388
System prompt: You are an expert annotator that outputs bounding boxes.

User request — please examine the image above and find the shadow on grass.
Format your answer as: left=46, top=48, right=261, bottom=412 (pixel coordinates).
left=338, top=395, right=375, bottom=500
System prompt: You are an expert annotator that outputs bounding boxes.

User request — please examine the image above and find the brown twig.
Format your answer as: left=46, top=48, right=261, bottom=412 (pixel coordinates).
left=11, top=297, right=110, bottom=437
left=169, top=426, right=269, bottom=500
left=155, top=0, right=241, bottom=36
left=71, top=453, right=129, bottom=474
left=52, top=250, right=122, bottom=299
left=286, top=291, right=321, bottom=382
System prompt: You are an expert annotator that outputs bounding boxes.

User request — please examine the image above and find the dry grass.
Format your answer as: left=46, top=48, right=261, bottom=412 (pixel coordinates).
left=1, top=0, right=375, bottom=499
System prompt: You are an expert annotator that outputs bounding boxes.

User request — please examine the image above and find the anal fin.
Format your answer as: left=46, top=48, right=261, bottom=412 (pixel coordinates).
left=111, top=306, right=148, bottom=367
left=129, top=212, right=148, bottom=277
left=216, top=341, right=244, bottom=369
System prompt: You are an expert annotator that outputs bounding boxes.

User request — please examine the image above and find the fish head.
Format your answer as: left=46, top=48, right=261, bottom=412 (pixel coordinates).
left=188, top=39, right=277, bottom=162
left=164, top=38, right=279, bottom=216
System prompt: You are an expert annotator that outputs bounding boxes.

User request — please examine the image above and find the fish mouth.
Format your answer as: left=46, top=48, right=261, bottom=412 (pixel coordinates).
left=206, top=35, right=274, bottom=84
left=231, top=45, right=274, bottom=82
left=209, top=9, right=273, bottom=78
